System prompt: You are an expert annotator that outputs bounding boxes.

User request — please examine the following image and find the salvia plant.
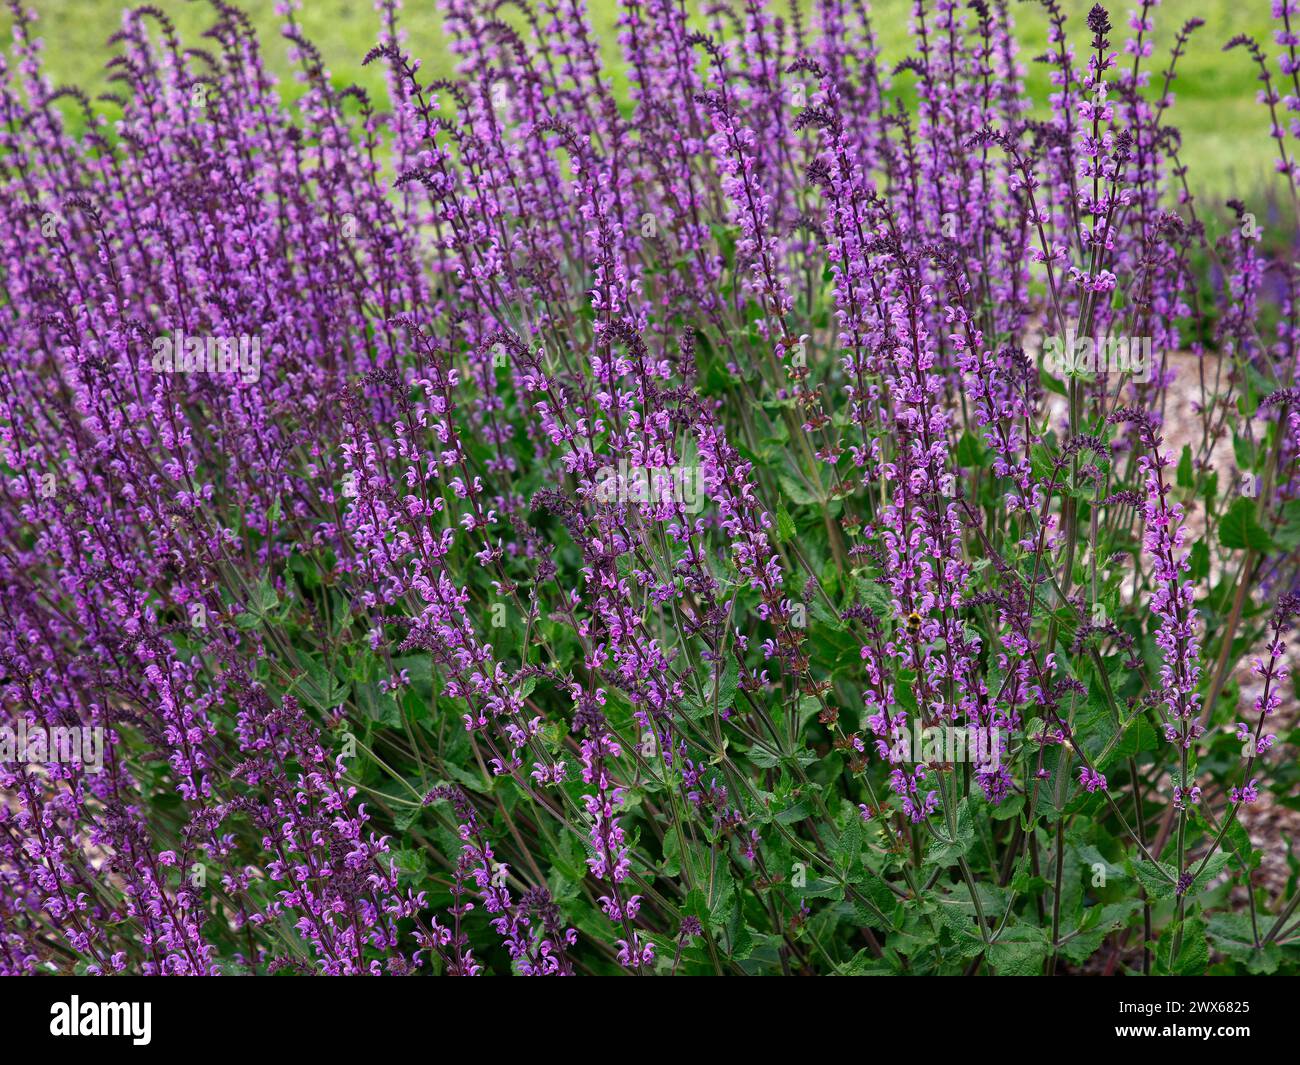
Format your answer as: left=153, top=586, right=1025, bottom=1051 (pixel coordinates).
left=1, top=0, right=1298, bottom=978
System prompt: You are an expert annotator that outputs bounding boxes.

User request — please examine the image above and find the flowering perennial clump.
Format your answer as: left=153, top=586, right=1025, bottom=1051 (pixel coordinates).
left=1, top=0, right=1298, bottom=976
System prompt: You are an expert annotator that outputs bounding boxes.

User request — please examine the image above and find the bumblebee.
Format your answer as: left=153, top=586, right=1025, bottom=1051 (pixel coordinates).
left=905, top=611, right=922, bottom=636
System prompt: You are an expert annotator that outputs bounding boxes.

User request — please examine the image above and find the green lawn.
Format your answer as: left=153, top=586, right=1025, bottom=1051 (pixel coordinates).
left=2, top=0, right=1285, bottom=199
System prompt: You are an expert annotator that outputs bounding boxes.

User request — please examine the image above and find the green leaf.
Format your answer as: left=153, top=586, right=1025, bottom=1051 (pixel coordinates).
left=1274, top=499, right=1300, bottom=552
left=834, top=814, right=865, bottom=876
left=365, top=688, right=402, bottom=728
left=660, top=827, right=683, bottom=877
left=1039, top=367, right=1068, bottom=397
left=1132, top=860, right=1179, bottom=900
left=288, top=657, right=351, bottom=712
left=933, top=901, right=986, bottom=957
left=1206, top=913, right=1282, bottom=974
left=1222, top=819, right=1260, bottom=873
left=391, top=848, right=428, bottom=883
left=955, top=431, right=989, bottom=469
left=775, top=504, right=796, bottom=542
left=1231, top=430, right=1256, bottom=473
left=682, top=657, right=739, bottom=721
left=1189, top=852, right=1232, bottom=895
left=1060, top=902, right=1139, bottom=965
left=1155, top=913, right=1208, bottom=976
left=853, top=577, right=892, bottom=620
left=1176, top=446, right=1194, bottom=489
left=796, top=876, right=844, bottom=901
left=778, top=473, right=818, bottom=506
left=250, top=578, right=280, bottom=617
left=990, top=793, right=1025, bottom=821
left=1219, top=497, right=1273, bottom=552
left=775, top=798, right=814, bottom=825
left=988, top=925, right=1049, bottom=975
left=925, top=799, right=975, bottom=867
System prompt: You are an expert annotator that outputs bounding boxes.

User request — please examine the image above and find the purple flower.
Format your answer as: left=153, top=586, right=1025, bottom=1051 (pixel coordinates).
left=1079, top=767, right=1108, bottom=794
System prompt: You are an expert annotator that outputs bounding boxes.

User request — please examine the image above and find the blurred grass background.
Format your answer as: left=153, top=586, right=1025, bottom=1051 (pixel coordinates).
left=1, top=0, right=1286, bottom=201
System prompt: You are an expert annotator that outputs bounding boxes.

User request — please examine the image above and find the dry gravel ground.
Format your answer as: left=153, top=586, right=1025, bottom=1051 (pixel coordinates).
left=1159, top=350, right=1299, bottom=906
left=1033, top=347, right=1297, bottom=971
left=1032, top=347, right=1298, bottom=972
